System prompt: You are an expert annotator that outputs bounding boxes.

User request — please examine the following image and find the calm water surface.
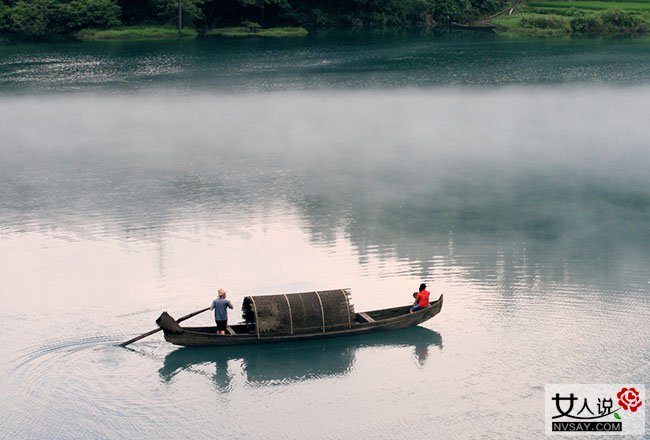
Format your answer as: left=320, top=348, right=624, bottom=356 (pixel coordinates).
left=1, top=34, right=649, bottom=439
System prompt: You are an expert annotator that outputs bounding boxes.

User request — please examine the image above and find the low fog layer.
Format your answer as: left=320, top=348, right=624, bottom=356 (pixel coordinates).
left=1, top=89, right=649, bottom=284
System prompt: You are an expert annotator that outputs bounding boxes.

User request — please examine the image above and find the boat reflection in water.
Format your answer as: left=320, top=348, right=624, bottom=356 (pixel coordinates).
left=159, top=327, right=442, bottom=389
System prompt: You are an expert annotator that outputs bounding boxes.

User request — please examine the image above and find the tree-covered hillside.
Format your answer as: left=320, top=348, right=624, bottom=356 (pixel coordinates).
left=0, top=0, right=507, bottom=39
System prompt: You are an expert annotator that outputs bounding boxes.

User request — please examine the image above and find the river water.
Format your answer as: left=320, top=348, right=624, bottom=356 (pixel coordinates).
left=1, top=33, right=649, bottom=439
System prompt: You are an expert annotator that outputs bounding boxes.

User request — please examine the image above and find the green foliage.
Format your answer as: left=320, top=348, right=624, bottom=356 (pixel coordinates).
left=239, top=0, right=291, bottom=11
left=0, top=2, right=10, bottom=33
left=285, top=0, right=501, bottom=29
left=521, top=14, right=568, bottom=29
left=153, top=0, right=205, bottom=24
left=310, top=9, right=334, bottom=27
left=1, top=0, right=513, bottom=38
left=470, top=0, right=505, bottom=15
left=6, top=0, right=120, bottom=38
left=494, top=11, right=571, bottom=36
left=571, top=9, right=646, bottom=34
left=526, top=6, right=583, bottom=17
left=117, top=0, right=159, bottom=26
left=58, top=0, right=121, bottom=32
left=529, top=1, right=650, bottom=12
left=570, top=15, right=606, bottom=33
left=601, top=8, right=644, bottom=28
left=10, top=0, right=58, bottom=38
left=242, top=20, right=261, bottom=32
left=494, top=2, right=649, bottom=37
left=256, top=26, right=307, bottom=36
left=432, top=0, right=474, bottom=23
left=0, top=0, right=511, bottom=38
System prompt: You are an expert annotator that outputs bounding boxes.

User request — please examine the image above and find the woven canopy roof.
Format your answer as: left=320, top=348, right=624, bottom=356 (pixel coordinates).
left=245, top=289, right=354, bottom=337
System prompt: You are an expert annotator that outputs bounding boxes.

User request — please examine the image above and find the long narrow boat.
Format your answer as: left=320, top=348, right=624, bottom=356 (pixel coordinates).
left=157, top=289, right=443, bottom=347
left=451, top=22, right=496, bottom=31
left=159, top=326, right=443, bottom=385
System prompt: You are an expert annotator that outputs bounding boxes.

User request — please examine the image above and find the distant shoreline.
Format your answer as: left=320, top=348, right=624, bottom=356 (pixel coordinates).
left=74, top=26, right=308, bottom=41
left=2, top=0, right=649, bottom=44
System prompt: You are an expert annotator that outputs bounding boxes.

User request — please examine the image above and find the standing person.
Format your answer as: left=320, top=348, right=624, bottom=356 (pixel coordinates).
left=211, top=288, right=233, bottom=334
left=411, top=283, right=430, bottom=312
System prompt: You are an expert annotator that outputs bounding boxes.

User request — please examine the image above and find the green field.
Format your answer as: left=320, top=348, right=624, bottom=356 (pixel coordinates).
left=528, top=1, right=650, bottom=11
left=492, top=1, right=650, bottom=36
left=75, top=26, right=198, bottom=41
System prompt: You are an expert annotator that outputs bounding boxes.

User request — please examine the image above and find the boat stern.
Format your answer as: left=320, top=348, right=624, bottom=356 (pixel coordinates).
left=156, top=312, right=184, bottom=334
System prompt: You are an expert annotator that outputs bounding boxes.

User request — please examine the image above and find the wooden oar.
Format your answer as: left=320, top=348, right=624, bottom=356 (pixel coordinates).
left=119, top=306, right=211, bottom=347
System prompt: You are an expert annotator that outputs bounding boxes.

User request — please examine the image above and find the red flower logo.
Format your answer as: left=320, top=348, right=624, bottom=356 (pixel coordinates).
left=617, top=387, right=643, bottom=412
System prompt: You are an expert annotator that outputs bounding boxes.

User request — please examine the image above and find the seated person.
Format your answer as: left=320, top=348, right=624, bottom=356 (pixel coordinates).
left=411, top=283, right=430, bottom=312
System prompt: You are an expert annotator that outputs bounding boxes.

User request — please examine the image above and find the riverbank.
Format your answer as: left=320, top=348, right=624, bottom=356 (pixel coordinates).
left=3, top=1, right=649, bottom=43
left=1, top=0, right=490, bottom=41
left=208, top=27, right=308, bottom=38
left=492, top=1, right=649, bottom=36
left=75, top=26, right=198, bottom=41
left=74, top=25, right=308, bottom=41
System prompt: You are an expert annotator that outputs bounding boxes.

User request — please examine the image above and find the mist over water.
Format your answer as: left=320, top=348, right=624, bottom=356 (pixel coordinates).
left=1, top=36, right=649, bottom=439
left=3, top=89, right=649, bottom=262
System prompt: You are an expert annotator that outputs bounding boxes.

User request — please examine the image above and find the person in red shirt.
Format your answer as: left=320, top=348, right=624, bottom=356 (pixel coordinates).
left=411, top=283, right=430, bottom=312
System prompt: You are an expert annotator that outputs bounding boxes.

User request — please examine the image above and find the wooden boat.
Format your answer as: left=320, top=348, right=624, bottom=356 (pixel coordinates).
left=451, top=22, right=496, bottom=31
left=159, top=326, right=443, bottom=385
left=450, top=7, right=513, bottom=32
left=157, top=289, right=443, bottom=347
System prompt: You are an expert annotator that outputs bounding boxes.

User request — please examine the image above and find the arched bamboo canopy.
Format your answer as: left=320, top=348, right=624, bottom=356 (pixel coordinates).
left=243, top=289, right=354, bottom=337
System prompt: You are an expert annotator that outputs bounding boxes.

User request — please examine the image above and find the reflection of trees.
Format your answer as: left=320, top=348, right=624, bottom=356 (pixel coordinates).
left=0, top=152, right=293, bottom=239
left=293, top=166, right=650, bottom=289
left=2, top=148, right=649, bottom=290
left=159, top=326, right=442, bottom=390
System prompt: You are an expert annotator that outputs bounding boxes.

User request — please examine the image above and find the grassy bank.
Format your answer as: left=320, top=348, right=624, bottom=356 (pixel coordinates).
left=74, top=25, right=308, bottom=41
left=492, top=1, right=649, bottom=36
left=208, top=27, right=308, bottom=38
left=75, top=26, right=198, bottom=41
